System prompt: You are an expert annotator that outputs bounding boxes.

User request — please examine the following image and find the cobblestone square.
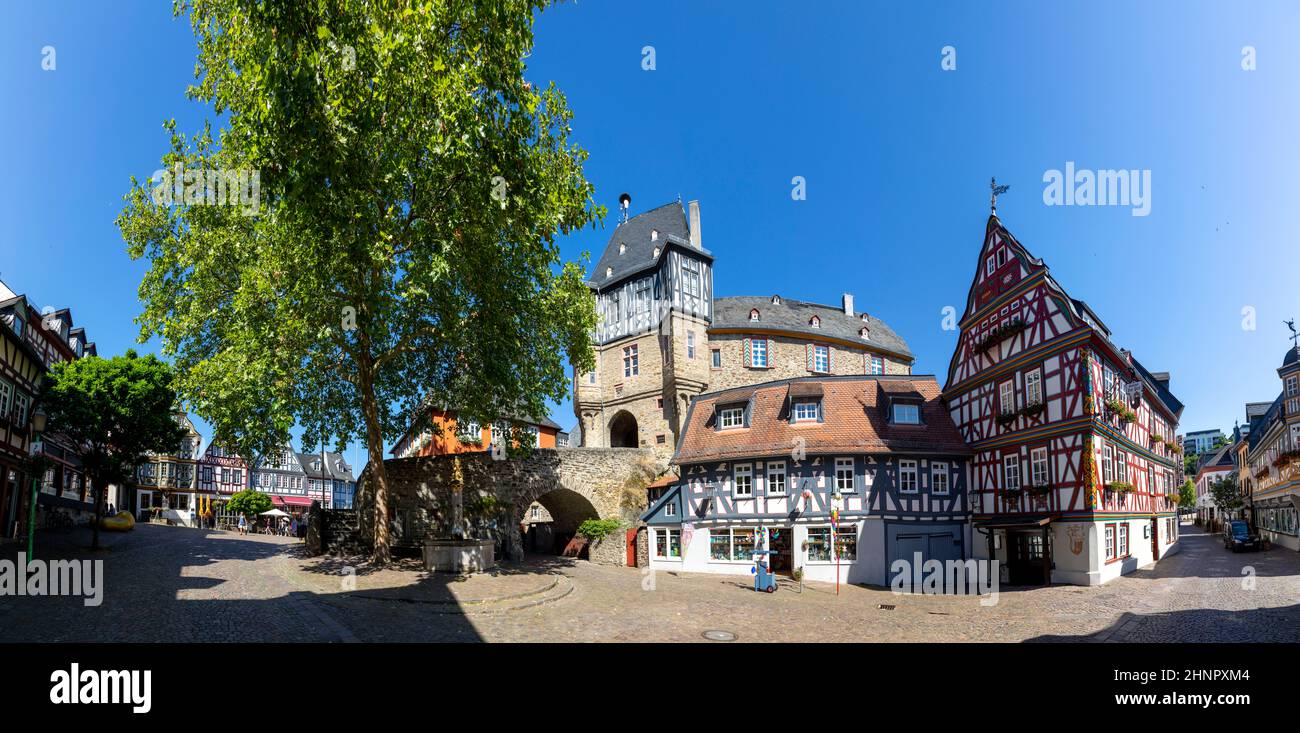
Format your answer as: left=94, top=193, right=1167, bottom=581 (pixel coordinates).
left=1, top=520, right=1297, bottom=643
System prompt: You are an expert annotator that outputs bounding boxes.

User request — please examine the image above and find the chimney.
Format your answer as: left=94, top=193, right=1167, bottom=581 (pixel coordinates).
left=842, top=293, right=854, bottom=317
left=688, top=200, right=702, bottom=249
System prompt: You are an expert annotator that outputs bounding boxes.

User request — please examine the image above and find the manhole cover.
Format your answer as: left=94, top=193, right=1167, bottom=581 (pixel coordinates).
left=877, top=604, right=896, bottom=610
left=702, top=630, right=737, bottom=642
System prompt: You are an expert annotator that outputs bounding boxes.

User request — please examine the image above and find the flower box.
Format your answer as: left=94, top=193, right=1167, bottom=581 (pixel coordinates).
left=1020, top=402, right=1045, bottom=418
left=1271, top=450, right=1300, bottom=469
left=976, top=319, right=1027, bottom=352
left=1027, top=483, right=1053, bottom=497
left=996, top=411, right=1019, bottom=426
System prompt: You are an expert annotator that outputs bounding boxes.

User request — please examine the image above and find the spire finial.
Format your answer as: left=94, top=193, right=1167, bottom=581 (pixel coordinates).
left=1287, top=318, right=1298, bottom=349
left=990, top=177, right=1010, bottom=214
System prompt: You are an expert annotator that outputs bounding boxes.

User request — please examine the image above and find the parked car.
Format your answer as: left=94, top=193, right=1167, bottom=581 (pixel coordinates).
left=1223, top=520, right=1260, bottom=552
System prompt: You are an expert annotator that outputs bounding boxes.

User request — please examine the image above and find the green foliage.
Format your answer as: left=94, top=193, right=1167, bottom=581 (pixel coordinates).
left=1106, top=481, right=1134, bottom=494
left=39, top=352, right=186, bottom=549
left=226, top=490, right=274, bottom=517
left=1208, top=473, right=1243, bottom=512
left=576, top=518, right=622, bottom=541
left=117, top=0, right=602, bottom=561
left=1178, top=479, right=1196, bottom=510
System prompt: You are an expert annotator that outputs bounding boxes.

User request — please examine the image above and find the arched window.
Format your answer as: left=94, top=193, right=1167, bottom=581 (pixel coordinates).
left=749, top=309, right=760, bottom=321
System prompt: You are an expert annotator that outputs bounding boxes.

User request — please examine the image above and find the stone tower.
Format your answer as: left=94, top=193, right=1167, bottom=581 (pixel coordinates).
left=574, top=198, right=713, bottom=449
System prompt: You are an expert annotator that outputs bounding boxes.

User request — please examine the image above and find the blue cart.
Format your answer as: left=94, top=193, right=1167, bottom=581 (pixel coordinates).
left=752, top=549, right=778, bottom=593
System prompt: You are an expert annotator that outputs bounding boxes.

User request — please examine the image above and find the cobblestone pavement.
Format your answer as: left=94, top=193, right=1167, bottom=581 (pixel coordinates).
left=2, top=520, right=1297, bottom=642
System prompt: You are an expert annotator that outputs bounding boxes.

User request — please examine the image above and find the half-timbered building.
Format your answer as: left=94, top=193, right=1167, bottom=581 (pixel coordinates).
left=643, top=374, right=971, bottom=586
left=943, top=213, right=1183, bottom=585
left=132, top=413, right=203, bottom=523
left=1242, top=346, right=1300, bottom=551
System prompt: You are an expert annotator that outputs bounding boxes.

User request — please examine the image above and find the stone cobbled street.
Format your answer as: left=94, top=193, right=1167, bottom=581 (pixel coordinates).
left=2, top=520, right=1297, bottom=642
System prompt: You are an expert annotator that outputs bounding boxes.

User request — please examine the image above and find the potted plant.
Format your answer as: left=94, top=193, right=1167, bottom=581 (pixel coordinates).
left=792, top=566, right=804, bottom=593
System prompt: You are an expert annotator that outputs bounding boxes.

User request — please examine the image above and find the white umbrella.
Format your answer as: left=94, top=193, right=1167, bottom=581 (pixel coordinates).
left=259, top=508, right=291, bottom=517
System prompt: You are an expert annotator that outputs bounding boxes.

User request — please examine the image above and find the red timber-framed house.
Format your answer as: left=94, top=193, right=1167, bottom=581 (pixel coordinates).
left=942, top=214, right=1184, bottom=585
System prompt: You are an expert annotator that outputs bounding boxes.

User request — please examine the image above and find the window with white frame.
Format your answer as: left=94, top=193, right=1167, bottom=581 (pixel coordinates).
left=1288, top=375, right=1299, bottom=397
left=710, top=527, right=756, bottom=561
left=996, top=248, right=1006, bottom=267
left=750, top=338, right=768, bottom=368
left=999, top=380, right=1015, bottom=414
left=733, top=464, right=753, bottom=498
left=793, top=401, right=819, bottom=422
left=687, top=331, right=696, bottom=360
left=892, top=402, right=920, bottom=424
left=530, top=506, right=539, bottom=519
left=834, top=526, right=857, bottom=560
left=1115, top=450, right=1128, bottom=483
left=1025, top=369, right=1042, bottom=406
left=664, top=501, right=676, bottom=517
left=711, top=349, right=721, bottom=368
left=806, top=527, right=832, bottom=561
left=835, top=458, right=854, bottom=492
left=0, top=378, right=11, bottom=415
left=654, top=528, right=681, bottom=559
left=986, top=255, right=995, bottom=275
left=1003, top=454, right=1020, bottom=491
left=719, top=407, right=744, bottom=429
left=899, top=459, right=918, bottom=493
left=1102, top=444, right=1114, bottom=483
left=867, top=355, right=883, bottom=375
left=1118, top=523, right=1129, bottom=556
left=931, top=462, right=949, bottom=494
left=1105, top=524, right=1115, bottom=559
left=623, top=344, right=639, bottom=377
left=12, top=392, right=28, bottom=424
left=813, top=345, right=829, bottom=372
left=1030, top=447, right=1049, bottom=487
left=766, top=461, right=787, bottom=496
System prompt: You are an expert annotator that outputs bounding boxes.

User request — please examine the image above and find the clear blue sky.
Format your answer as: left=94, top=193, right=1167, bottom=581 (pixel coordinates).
left=2, top=1, right=1298, bottom=473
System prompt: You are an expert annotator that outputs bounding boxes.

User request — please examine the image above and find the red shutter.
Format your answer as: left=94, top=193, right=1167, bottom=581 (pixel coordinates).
left=743, top=338, right=752, bottom=368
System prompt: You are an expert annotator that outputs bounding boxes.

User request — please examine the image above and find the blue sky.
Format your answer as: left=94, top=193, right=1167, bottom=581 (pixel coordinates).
left=2, top=1, right=1298, bottom=471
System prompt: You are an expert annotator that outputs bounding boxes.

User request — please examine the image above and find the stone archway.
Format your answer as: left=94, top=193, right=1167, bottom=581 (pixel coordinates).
left=520, top=487, right=600, bottom=556
left=608, top=410, right=639, bottom=448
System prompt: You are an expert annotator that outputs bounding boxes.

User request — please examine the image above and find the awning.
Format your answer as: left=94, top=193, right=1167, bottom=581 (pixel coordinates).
left=973, top=514, right=1058, bottom=530
left=271, top=495, right=313, bottom=507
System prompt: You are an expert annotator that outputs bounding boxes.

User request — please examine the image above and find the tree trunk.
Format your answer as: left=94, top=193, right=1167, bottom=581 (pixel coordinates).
left=90, top=476, right=105, bottom=551
left=358, top=365, right=390, bottom=565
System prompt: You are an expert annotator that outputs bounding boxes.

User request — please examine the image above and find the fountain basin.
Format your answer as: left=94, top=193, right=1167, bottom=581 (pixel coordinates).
left=423, top=539, right=496, bottom=574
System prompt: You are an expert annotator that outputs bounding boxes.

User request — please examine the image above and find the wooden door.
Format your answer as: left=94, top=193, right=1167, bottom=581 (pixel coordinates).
left=626, top=528, right=638, bottom=567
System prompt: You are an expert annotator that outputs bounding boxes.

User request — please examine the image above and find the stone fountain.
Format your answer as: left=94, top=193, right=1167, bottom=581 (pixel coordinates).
left=422, top=460, right=496, bottom=574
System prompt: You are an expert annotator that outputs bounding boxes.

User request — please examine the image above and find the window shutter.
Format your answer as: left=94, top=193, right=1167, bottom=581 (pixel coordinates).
left=766, top=339, right=774, bottom=368
left=743, top=338, right=752, bottom=368
left=828, top=347, right=835, bottom=372
left=806, top=343, right=814, bottom=371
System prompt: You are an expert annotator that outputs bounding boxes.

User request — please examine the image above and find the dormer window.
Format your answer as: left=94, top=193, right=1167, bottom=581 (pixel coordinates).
left=793, top=401, right=820, bottom=422
left=809, top=316, right=821, bottom=328
left=605, top=266, right=613, bottom=278
left=718, top=406, right=745, bottom=429
left=749, top=309, right=760, bottom=322
left=653, top=246, right=660, bottom=258
left=859, top=327, right=870, bottom=339
left=619, top=243, right=627, bottom=255
left=860, top=313, right=869, bottom=323
left=892, top=402, right=921, bottom=424
left=651, top=229, right=659, bottom=241
left=771, top=295, right=781, bottom=305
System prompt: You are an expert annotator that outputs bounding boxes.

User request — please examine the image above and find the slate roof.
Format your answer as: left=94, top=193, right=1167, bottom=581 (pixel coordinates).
left=589, top=202, right=710, bottom=289
left=675, top=375, right=969, bottom=464
left=1131, top=356, right=1184, bottom=419
left=712, top=295, right=913, bottom=360
left=1247, top=394, right=1284, bottom=452
left=296, top=451, right=355, bottom=481
left=1282, top=346, right=1300, bottom=368
left=1195, top=443, right=1236, bottom=476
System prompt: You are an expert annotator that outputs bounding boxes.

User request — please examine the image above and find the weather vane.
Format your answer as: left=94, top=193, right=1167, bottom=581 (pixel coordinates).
left=990, top=177, right=1010, bottom=214
left=1286, top=318, right=1298, bottom=348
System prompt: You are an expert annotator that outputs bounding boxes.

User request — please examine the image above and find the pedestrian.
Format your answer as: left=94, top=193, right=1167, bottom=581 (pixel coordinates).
left=290, top=517, right=298, bottom=538
left=189, top=507, right=197, bottom=528
left=107, top=503, right=116, bottom=516
left=238, top=514, right=248, bottom=535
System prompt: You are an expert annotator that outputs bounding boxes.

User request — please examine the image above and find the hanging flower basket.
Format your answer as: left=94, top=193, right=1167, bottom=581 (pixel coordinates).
left=1106, top=481, right=1135, bottom=494
left=976, top=319, right=1027, bottom=352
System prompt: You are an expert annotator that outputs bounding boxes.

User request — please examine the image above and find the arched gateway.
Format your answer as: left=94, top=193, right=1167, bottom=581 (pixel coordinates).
left=353, top=448, right=670, bottom=566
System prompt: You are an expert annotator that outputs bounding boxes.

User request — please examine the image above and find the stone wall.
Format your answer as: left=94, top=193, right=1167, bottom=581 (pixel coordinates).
left=704, top=332, right=910, bottom=391
left=354, top=447, right=671, bottom=566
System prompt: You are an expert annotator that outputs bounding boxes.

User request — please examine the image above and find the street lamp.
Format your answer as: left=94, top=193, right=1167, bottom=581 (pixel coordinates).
left=27, top=407, right=48, bottom=562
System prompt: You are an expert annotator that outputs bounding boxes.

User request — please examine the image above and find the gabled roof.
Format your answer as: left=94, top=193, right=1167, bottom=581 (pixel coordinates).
left=675, top=375, right=970, bottom=464
left=713, top=295, right=912, bottom=360
left=589, top=202, right=709, bottom=289
left=1131, top=357, right=1183, bottom=419
left=1247, top=394, right=1284, bottom=451
left=1195, top=443, right=1235, bottom=477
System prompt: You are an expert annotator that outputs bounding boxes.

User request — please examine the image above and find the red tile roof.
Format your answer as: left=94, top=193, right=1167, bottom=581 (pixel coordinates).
left=675, top=376, right=970, bottom=464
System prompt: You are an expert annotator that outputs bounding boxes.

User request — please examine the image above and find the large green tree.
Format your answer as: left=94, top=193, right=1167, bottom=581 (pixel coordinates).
left=39, top=352, right=186, bottom=550
left=118, top=0, right=600, bottom=562
left=1208, top=474, right=1244, bottom=515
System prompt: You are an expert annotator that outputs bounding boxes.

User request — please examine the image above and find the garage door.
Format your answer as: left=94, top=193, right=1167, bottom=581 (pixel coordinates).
left=887, top=525, right=962, bottom=585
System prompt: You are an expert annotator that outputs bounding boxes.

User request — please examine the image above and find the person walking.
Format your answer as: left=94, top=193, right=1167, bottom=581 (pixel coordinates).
left=237, top=514, right=248, bottom=535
